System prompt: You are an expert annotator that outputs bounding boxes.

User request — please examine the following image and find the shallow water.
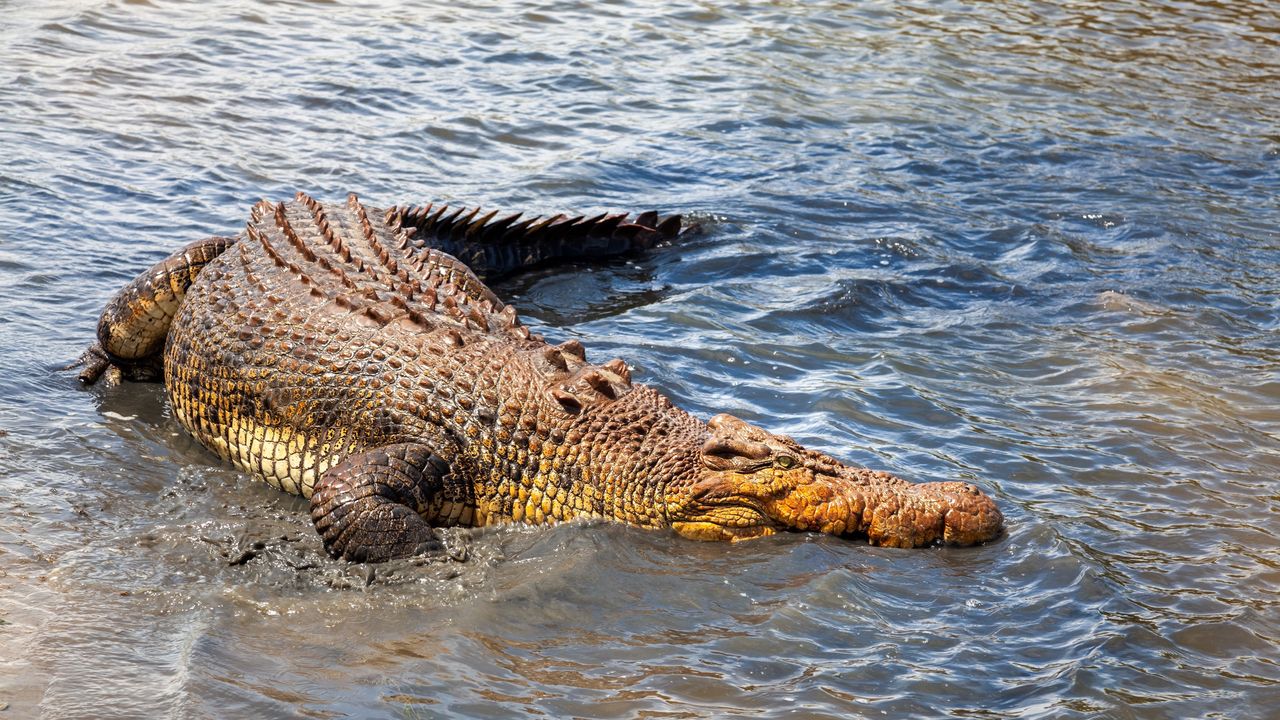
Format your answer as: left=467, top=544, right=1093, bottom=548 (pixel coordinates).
left=2, top=0, right=1278, bottom=717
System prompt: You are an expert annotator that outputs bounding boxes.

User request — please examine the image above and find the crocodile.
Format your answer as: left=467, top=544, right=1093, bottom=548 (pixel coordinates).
left=76, top=192, right=1003, bottom=561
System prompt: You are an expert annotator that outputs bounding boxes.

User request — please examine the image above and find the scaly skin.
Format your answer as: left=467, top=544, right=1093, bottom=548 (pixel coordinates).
left=78, top=192, right=1003, bottom=561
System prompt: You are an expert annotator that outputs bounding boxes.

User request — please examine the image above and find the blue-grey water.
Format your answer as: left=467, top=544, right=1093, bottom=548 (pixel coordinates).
left=2, top=1, right=1278, bottom=718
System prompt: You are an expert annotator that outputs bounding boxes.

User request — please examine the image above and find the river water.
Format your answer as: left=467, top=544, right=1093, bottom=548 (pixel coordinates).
left=1, top=1, right=1277, bottom=717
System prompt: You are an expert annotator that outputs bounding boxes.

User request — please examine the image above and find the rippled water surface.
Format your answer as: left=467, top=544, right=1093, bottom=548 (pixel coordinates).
left=2, top=1, right=1278, bottom=717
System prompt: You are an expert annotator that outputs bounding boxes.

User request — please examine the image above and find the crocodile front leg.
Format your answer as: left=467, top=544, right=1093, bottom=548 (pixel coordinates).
left=310, top=443, right=457, bottom=562
left=75, top=235, right=236, bottom=384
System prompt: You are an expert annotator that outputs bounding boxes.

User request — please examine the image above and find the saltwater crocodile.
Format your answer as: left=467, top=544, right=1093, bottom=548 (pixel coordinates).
left=77, top=193, right=1003, bottom=561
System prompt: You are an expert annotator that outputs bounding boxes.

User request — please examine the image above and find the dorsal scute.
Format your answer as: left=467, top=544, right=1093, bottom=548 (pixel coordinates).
left=534, top=337, right=636, bottom=416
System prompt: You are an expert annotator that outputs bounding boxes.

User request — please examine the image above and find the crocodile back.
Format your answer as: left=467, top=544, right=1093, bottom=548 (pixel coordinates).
left=162, top=193, right=684, bottom=529
left=163, top=193, right=534, bottom=498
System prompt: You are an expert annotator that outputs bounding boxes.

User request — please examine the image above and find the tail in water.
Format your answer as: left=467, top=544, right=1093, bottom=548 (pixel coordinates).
left=386, top=203, right=698, bottom=280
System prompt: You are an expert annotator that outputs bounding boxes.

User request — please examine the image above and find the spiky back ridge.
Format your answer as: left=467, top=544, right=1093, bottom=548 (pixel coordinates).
left=265, top=192, right=642, bottom=416
left=241, top=192, right=515, bottom=342
left=390, top=200, right=687, bottom=280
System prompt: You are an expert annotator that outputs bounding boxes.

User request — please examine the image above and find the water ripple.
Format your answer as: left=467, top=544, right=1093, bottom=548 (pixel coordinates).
left=2, top=0, right=1279, bottom=717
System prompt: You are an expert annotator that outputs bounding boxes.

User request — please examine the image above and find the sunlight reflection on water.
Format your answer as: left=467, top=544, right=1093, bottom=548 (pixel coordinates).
left=1, top=0, right=1278, bottom=717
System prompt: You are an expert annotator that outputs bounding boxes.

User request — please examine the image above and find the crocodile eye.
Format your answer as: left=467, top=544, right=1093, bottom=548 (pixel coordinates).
left=776, top=455, right=796, bottom=469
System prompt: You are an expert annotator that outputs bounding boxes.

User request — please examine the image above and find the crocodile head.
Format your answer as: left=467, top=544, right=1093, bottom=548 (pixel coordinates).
left=667, top=414, right=1003, bottom=547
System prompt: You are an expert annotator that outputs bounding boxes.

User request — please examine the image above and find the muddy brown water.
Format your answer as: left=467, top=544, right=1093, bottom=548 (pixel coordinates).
left=1, top=1, right=1278, bottom=717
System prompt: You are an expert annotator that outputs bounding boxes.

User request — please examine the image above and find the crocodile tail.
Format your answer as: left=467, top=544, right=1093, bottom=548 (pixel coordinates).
left=386, top=203, right=698, bottom=280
